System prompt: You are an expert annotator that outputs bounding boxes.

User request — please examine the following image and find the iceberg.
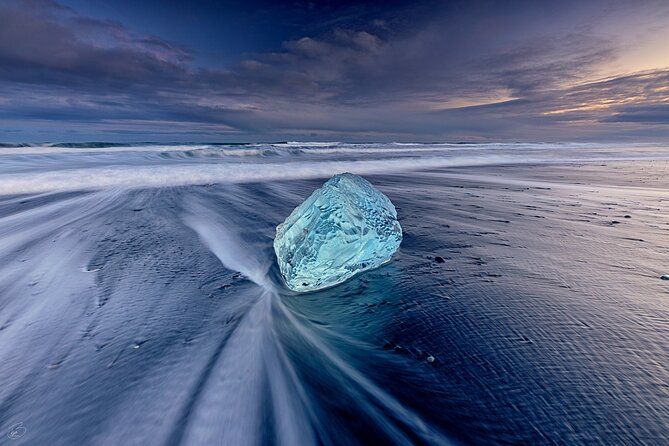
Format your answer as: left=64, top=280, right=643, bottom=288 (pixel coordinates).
left=274, top=173, right=402, bottom=292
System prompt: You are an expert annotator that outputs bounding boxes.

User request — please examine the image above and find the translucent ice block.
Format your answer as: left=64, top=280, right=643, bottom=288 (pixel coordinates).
left=274, top=173, right=402, bottom=292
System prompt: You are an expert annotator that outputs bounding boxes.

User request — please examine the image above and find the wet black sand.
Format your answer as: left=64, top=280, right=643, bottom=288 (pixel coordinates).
left=0, top=158, right=668, bottom=445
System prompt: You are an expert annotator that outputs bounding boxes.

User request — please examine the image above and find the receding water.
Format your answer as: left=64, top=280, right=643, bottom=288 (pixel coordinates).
left=0, top=142, right=668, bottom=445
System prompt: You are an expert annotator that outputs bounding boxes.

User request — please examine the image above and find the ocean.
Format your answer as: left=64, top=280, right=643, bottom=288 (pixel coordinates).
left=0, top=142, right=668, bottom=445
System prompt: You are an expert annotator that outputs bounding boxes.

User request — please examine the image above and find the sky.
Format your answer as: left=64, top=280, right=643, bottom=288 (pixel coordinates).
left=1, top=0, right=669, bottom=142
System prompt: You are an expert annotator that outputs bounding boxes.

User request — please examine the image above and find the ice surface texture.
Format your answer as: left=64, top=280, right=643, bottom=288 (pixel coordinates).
left=274, top=173, right=402, bottom=292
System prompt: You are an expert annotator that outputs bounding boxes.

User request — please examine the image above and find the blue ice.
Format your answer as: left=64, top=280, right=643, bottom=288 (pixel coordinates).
left=274, top=173, right=402, bottom=292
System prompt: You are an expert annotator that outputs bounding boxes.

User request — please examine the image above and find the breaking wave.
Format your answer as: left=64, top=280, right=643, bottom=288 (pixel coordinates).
left=1, top=142, right=667, bottom=196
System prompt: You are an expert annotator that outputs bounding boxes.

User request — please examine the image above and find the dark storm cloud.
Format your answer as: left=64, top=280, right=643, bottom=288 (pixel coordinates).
left=0, top=0, right=668, bottom=141
left=605, top=104, right=669, bottom=123
left=0, top=2, right=190, bottom=90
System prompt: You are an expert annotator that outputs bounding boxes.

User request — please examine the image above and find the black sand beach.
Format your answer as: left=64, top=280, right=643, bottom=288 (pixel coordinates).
left=0, top=144, right=667, bottom=445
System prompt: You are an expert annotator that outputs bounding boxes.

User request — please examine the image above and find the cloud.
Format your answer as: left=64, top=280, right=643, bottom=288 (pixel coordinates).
left=0, top=0, right=668, bottom=141
left=605, top=104, right=669, bottom=123
left=0, top=1, right=193, bottom=92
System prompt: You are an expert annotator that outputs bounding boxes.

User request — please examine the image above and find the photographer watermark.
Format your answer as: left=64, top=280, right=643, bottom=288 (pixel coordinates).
left=6, top=422, right=26, bottom=440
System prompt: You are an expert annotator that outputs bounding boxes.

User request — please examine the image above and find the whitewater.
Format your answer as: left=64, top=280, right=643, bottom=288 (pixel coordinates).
left=0, top=142, right=668, bottom=445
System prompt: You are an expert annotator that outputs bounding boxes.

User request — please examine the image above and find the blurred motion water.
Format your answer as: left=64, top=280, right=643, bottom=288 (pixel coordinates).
left=0, top=142, right=667, bottom=445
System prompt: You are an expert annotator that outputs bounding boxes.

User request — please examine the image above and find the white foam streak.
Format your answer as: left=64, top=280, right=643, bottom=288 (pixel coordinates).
left=180, top=200, right=453, bottom=445
left=184, top=204, right=274, bottom=290
left=2, top=142, right=668, bottom=196
left=0, top=144, right=211, bottom=155
left=181, top=207, right=317, bottom=445
left=0, top=153, right=647, bottom=196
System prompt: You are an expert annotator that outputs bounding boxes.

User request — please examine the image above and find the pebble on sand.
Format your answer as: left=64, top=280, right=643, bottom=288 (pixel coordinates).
left=661, top=275, right=669, bottom=281
left=426, top=355, right=436, bottom=363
